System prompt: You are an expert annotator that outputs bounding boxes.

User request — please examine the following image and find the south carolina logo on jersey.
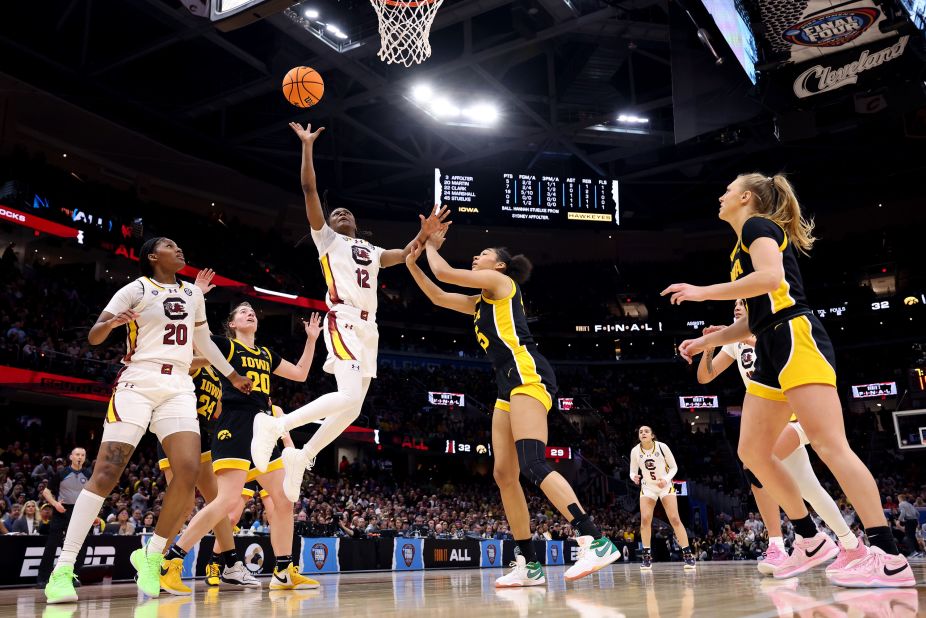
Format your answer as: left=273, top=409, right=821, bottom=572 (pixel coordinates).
left=741, top=347, right=755, bottom=370
left=162, top=297, right=188, bottom=321
left=352, top=245, right=373, bottom=266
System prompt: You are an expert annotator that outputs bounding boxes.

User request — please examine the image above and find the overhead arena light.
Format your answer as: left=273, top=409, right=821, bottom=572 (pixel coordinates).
left=326, top=24, right=348, bottom=39
left=412, top=84, right=433, bottom=103
left=304, top=8, right=319, bottom=18
left=407, top=85, right=499, bottom=127
left=431, top=98, right=461, bottom=118
left=617, top=114, right=649, bottom=124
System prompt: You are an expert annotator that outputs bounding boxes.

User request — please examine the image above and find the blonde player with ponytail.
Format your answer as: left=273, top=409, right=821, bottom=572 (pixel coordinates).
left=663, top=173, right=914, bottom=588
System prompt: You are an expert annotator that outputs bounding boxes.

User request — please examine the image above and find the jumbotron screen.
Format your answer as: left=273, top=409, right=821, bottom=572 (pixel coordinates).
left=435, top=168, right=619, bottom=227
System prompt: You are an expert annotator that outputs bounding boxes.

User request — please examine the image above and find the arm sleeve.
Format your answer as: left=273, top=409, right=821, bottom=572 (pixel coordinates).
left=192, top=325, right=236, bottom=377
left=629, top=446, right=640, bottom=479
left=192, top=286, right=207, bottom=323
left=662, top=444, right=679, bottom=481
left=742, top=217, right=785, bottom=250
left=265, top=348, right=283, bottom=372
left=210, top=335, right=232, bottom=357
left=310, top=224, right=338, bottom=256
left=102, top=281, right=144, bottom=315
left=720, top=343, right=737, bottom=360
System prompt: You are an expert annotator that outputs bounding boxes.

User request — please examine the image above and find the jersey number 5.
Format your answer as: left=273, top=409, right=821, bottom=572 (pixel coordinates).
left=163, top=324, right=188, bottom=345
left=355, top=268, right=371, bottom=289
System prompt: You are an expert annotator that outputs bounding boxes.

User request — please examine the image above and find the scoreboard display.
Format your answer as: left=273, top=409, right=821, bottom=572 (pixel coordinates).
left=851, top=382, right=897, bottom=399
left=435, top=168, right=619, bottom=227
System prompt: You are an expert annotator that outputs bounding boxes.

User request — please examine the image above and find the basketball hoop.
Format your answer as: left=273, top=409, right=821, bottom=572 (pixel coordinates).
left=369, top=0, right=445, bottom=67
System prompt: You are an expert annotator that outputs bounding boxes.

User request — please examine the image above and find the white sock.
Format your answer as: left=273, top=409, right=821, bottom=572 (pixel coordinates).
left=147, top=534, right=168, bottom=555
left=781, top=447, right=852, bottom=539
left=770, top=536, right=785, bottom=551
left=837, top=531, right=859, bottom=550
left=57, top=489, right=105, bottom=567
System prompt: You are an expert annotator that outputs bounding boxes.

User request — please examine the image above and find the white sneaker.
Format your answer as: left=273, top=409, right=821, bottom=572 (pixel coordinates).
left=564, top=536, right=620, bottom=582
left=495, top=555, right=546, bottom=588
left=251, top=413, right=283, bottom=473
left=220, top=562, right=261, bottom=589
left=282, top=447, right=313, bottom=503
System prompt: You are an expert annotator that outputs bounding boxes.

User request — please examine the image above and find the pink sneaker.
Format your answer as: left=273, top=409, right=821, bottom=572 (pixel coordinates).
left=825, top=542, right=868, bottom=578
left=757, top=543, right=788, bottom=576
left=774, top=533, right=839, bottom=579
left=828, top=546, right=916, bottom=588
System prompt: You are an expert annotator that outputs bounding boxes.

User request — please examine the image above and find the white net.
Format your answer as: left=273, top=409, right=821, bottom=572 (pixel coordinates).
left=369, top=0, right=445, bottom=67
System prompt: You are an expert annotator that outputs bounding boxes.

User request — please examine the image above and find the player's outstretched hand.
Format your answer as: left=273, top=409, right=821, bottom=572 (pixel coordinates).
left=303, top=312, right=322, bottom=341
left=288, top=122, right=325, bottom=144
left=426, top=225, right=449, bottom=250
left=229, top=372, right=253, bottom=394
left=419, top=205, right=452, bottom=238
left=195, top=268, right=217, bottom=295
left=661, top=283, right=707, bottom=304
left=406, top=241, right=424, bottom=267
left=109, top=309, right=139, bottom=327
left=678, top=337, right=708, bottom=364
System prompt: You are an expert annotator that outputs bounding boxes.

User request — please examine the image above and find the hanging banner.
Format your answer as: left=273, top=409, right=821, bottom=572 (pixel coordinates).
left=393, top=538, right=424, bottom=571
left=423, top=539, right=480, bottom=569
left=545, top=540, right=565, bottom=566
left=480, top=539, right=503, bottom=568
left=300, top=537, right=340, bottom=574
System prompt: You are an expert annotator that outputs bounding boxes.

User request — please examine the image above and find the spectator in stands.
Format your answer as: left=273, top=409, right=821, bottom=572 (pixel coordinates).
left=251, top=512, right=270, bottom=534
left=3, top=503, right=21, bottom=529
left=12, top=500, right=42, bottom=535
left=898, top=494, right=920, bottom=557
left=106, top=508, right=135, bottom=536
left=138, top=512, right=157, bottom=535
left=131, top=486, right=149, bottom=513
left=31, top=455, right=54, bottom=482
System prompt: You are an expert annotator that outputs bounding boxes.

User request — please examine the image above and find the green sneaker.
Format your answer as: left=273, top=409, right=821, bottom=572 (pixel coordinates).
left=130, top=547, right=163, bottom=597
left=495, top=555, right=546, bottom=587
left=565, top=535, right=620, bottom=581
left=44, top=564, right=78, bottom=604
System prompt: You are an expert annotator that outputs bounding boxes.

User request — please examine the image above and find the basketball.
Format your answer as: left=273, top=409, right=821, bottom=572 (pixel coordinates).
left=282, top=66, right=324, bottom=108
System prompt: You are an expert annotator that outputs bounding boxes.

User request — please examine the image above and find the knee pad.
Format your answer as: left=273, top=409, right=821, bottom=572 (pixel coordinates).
left=744, top=467, right=763, bottom=489
left=515, top=439, right=554, bottom=486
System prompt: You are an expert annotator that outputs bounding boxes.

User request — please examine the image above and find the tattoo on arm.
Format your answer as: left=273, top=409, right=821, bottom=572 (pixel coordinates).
left=705, top=348, right=715, bottom=374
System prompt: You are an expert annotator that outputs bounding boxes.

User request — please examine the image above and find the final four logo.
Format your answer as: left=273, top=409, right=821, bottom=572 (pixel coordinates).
left=311, top=543, right=328, bottom=569
left=402, top=543, right=416, bottom=567
left=783, top=8, right=878, bottom=47
left=550, top=544, right=559, bottom=562
left=486, top=543, right=497, bottom=565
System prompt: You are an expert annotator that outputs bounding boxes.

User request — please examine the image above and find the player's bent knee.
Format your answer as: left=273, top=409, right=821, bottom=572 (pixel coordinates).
left=514, top=439, right=553, bottom=486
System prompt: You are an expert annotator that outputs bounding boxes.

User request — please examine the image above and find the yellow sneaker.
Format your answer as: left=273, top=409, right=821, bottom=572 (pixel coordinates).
left=205, top=561, right=221, bottom=587
left=159, top=557, right=191, bottom=596
left=269, top=564, right=320, bottom=590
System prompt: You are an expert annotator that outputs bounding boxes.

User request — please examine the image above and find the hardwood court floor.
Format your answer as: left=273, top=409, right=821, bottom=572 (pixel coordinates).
left=4, top=560, right=923, bottom=618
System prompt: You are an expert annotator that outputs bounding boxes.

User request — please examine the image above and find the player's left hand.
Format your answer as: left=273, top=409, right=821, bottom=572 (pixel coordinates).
left=195, top=268, right=217, bottom=294
left=656, top=479, right=668, bottom=489
left=678, top=337, right=709, bottom=364
left=419, top=205, right=452, bottom=238
left=303, top=312, right=322, bottom=340
left=427, top=225, right=449, bottom=250
left=661, top=283, right=708, bottom=305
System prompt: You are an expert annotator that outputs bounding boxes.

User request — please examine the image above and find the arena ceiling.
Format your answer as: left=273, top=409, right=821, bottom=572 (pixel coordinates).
left=1, top=0, right=924, bottom=226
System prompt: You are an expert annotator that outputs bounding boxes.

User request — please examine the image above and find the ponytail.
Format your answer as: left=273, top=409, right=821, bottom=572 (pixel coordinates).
left=738, top=172, right=816, bottom=254
left=138, top=237, right=165, bottom=277
left=492, top=247, right=533, bottom=284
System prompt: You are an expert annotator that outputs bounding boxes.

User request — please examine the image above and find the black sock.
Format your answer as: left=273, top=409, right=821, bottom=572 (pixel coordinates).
left=515, top=539, right=538, bottom=564
left=221, top=549, right=239, bottom=568
left=275, top=554, right=293, bottom=571
left=865, top=526, right=900, bottom=556
left=792, top=515, right=817, bottom=539
left=681, top=546, right=691, bottom=554
left=570, top=512, right=602, bottom=539
left=165, top=545, right=187, bottom=561
left=642, top=546, right=651, bottom=554
left=206, top=550, right=217, bottom=565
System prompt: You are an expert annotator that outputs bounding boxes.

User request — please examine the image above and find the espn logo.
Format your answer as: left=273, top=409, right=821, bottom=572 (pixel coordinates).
left=20, top=546, right=116, bottom=577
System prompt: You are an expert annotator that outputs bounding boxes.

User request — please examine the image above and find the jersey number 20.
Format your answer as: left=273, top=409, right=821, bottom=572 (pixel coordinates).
left=163, top=324, right=188, bottom=345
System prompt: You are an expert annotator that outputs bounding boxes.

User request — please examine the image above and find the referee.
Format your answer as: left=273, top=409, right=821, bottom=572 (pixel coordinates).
left=37, top=447, right=91, bottom=586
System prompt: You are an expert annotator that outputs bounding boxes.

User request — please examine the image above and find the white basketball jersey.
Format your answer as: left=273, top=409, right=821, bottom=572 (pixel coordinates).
left=631, top=441, right=676, bottom=487
left=102, top=277, right=205, bottom=371
left=312, top=224, right=383, bottom=318
left=720, top=342, right=757, bottom=387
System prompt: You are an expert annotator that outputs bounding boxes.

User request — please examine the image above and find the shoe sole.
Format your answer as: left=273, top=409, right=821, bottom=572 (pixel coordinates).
left=565, top=551, right=621, bottom=582
left=683, top=565, right=697, bottom=570
left=160, top=585, right=192, bottom=597
left=282, top=451, right=303, bottom=503
left=269, top=583, right=320, bottom=590
left=251, top=416, right=275, bottom=473
left=129, top=551, right=161, bottom=598
left=495, top=579, right=546, bottom=588
left=757, top=562, right=781, bottom=576
left=45, top=593, right=78, bottom=604
left=219, top=580, right=262, bottom=590
left=774, top=545, right=840, bottom=579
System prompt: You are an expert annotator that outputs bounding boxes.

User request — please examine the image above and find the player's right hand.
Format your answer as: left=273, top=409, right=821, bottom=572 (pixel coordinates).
left=108, top=310, right=140, bottom=327
left=229, top=372, right=253, bottom=394
left=288, top=122, right=325, bottom=144
left=406, top=241, right=424, bottom=266
left=427, top=225, right=449, bottom=250
left=632, top=474, right=641, bottom=485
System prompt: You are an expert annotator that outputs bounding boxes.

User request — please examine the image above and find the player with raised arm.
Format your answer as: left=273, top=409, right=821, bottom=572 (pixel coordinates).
left=697, top=299, right=861, bottom=577
left=404, top=224, right=619, bottom=585
left=629, top=426, right=695, bottom=571
left=663, top=173, right=914, bottom=587
left=159, top=305, right=322, bottom=594
left=250, top=122, right=445, bottom=503
left=45, top=238, right=252, bottom=604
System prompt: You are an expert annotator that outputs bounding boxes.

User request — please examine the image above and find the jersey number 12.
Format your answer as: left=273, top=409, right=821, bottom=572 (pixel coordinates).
left=355, top=268, right=370, bottom=289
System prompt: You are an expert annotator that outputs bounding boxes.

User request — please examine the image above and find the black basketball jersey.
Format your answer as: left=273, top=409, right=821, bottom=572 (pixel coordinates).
left=193, top=365, right=223, bottom=423
left=730, top=217, right=810, bottom=335
left=211, top=336, right=281, bottom=413
left=474, top=278, right=540, bottom=370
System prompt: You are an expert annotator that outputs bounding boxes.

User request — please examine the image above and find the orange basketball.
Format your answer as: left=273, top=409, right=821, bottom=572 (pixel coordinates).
left=282, top=66, right=324, bottom=108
